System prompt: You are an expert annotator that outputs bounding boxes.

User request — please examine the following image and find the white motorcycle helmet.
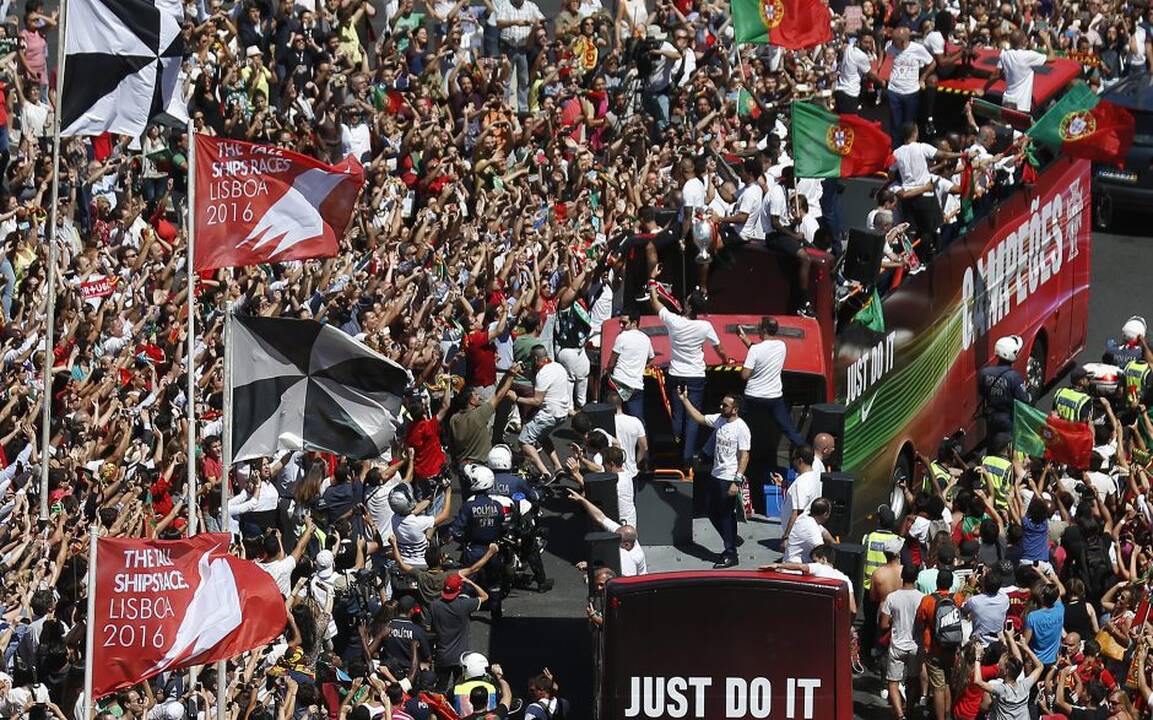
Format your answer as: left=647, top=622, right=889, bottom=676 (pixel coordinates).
left=463, top=463, right=495, bottom=492
left=461, top=652, right=489, bottom=680
left=994, top=335, right=1023, bottom=362
left=487, top=444, right=514, bottom=471
left=388, top=485, right=417, bottom=516
left=1123, top=316, right=1147, bottom=342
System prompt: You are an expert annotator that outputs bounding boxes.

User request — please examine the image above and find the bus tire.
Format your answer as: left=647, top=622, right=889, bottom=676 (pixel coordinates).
left=1025, top=337, right=1047, bottom=402
left=889, top=452, right=912, bottom=519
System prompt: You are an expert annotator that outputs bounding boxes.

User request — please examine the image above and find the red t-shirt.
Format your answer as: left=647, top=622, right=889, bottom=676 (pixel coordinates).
left=953, top=665, right=1000, bottom=720
left=406, top=417, right=446, bottom=480
left=464, top=330, right=497, bottom=387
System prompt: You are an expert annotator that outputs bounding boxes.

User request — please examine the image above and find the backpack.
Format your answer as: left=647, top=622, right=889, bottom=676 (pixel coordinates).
left=932, top=594, right=964, bottom=648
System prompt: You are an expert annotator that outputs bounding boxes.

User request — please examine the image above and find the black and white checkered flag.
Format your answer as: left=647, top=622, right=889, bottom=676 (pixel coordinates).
left=60, top=0, right=187, bottom=137
left=229, top=316, right=412, bottom=462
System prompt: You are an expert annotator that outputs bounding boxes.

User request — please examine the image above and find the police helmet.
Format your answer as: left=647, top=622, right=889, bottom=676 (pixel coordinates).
left=487, top=444, right=514, bottom=471
left=461, top=652, right=489, bottom=680
left=463, top=463, right=495, bottom=492
left=994, top=335, right=1023, bottom=362
left=388, top=484, right=417, bottom=516
left=1123, top=316, right=1147, bottom=342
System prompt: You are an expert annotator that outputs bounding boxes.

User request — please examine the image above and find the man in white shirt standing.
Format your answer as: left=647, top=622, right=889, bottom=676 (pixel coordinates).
left=779, top=445, right=823, bottom=542
left=712, top=158, right=765, bottom=245
left=782, top=497, right=835, bottom=563
left=984, top=30, right=1051, bottom=113
left=649, top=275, right=732, bottom=471
left=495, top=0, right=545, bottom=112
left=834, top=34, right=880, bottom=114
left=516, top=347, right=572, bottom=477
left=892, top=122, right=962, bottom=259
left=605, top=311, right=654, bottom=421
left=677, top=389, right=751, bottom=568
left=737, top=316, right=806, bottom=490
left=885, top=28, right=935, bottom=149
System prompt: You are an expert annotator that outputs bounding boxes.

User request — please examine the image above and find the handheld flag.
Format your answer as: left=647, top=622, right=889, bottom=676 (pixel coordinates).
left=853, top=289, right=885, bottom=333
left=791, top=102, right=893, bottom=178
left=738, top=89, right=762, bottom=119
left=731, top=0, right=833, bottom=48
left=92, top=534, right=287, bottom=698
left=230, top=315, right=411, bottom=462
left=61, top=0, right=187, bottom=136
left=1027, top=82, right=1134, bottom=166
left=193, top=135, right=364, bottom=272
left=1012, top=400, right=1094, bottom=468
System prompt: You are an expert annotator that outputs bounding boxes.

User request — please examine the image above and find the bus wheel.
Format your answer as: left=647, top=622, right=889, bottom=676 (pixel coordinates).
left=889, top=453, right=912, bottom=518
left=1094, top=193, right=1113, bottom=230
left=1025, top=339, right=1047, bottom=401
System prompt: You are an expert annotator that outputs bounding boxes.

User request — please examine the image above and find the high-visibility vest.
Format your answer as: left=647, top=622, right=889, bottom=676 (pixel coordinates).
left=923, top=461, right=952, bottom=495
left=1053, top=387, right=1090, bottom=422
left=982, top=455, right=1012, bottom=510
left=862, top=529, right=900, bottom=590
left=1125, top=360, right=1151, bottom=402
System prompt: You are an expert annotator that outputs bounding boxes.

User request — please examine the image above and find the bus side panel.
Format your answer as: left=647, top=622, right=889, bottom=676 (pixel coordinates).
left=600, top=573, right=851, bottom=720
left=837, top=158, right=1092, bottom=536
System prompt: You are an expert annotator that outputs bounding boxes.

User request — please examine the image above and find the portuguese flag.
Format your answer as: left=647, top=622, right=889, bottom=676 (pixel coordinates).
left=738, top=89, right=762, bottom=118
left=1027, top=82, right=1134, bottom=166
left=1012, top=400, right=1094, bottom=468
left=791, top=102, right=893, bottom=178
left=731, top=0, right=832, bottom=47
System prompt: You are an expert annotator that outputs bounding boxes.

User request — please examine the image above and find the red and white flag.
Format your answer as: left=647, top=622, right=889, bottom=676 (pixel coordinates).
left=193, top=135, right=364, bottom=272
left=91, top=534, right=287, bottom=698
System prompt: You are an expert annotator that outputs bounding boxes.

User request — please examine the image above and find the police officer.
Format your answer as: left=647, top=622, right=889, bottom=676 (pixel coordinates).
left=916, top=434, right=966, bottom=498
left=486, top=444, right=553, bottom=593
left=1053, top=366, right=1092, bottom=423
left=1103, top=316, right=1148, bottom=367
left=979, top=335, right=1030, bottom=437
left=1125, top=355, right=1152, bottom=408
left=451, top=463, right=511, bottom=618
left=979, top=434, right=1014, bottom=514
left=861, top=505, right=901, bottom=591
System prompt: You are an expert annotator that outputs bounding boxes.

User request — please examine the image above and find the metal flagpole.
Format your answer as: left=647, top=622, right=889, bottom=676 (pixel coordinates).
left=83, top=525, right=98, bottom=720
left=186, top=121, right=198, bottom=537
left=40, top=0, right=69, bottom=522
left=216, top=307, right=233, bottom=720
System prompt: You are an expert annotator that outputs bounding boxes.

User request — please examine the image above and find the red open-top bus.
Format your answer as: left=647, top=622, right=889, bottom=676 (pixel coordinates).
left=600, top=61, right=1091, bottom=537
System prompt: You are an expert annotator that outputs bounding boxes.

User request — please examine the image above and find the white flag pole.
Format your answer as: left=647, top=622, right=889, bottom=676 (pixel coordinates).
left=40, top=0, right=69, bottom=523
left=216, top=307, right=232, bottom=720
left=186, top=122, right=198, bottom=537
left=83, top=525, right=98, bottom=720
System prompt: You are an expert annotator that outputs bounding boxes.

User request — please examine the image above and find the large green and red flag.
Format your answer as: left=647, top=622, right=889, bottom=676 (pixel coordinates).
left=1027, top=82, right=1135, bottom=165
left=970, top=97, right=1032, bottom=132
left=1012, top=400, right=1095, bottom=468
left=731, top=0, right=833, bottom=47
left=791, top=102, right=893, bottom=178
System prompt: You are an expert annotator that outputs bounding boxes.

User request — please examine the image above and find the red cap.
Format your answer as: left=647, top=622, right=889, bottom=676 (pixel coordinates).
left=442, top=573, right=464, bottom=600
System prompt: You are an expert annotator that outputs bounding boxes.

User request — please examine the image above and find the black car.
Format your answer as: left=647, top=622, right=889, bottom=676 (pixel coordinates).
left=1093, top=73, right=1153, bottom=229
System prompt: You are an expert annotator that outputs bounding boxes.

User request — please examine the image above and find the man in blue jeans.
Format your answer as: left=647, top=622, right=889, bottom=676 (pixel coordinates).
left=884, top=27, right=935, bottom=147
left=649, top=279, right=732, bottom=472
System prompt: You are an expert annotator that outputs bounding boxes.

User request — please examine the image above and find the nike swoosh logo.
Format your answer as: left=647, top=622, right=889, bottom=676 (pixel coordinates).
left=859, top=392, right=878, bottom=423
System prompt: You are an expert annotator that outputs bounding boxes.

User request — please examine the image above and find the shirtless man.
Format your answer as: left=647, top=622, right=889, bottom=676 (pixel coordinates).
left=864, top=538, right=906, bottom=668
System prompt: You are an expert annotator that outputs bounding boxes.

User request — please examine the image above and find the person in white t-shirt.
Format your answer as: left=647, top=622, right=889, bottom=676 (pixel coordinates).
left=736, top=316, right=806, bottom=490
left=834, top=34, right=879, bottom=114
left=517, top=349, right=571, bottom=477
left=779, top=445, right=823, bottom=541
left=985, top=30, right=1050, bottom=112
left=649, top=278, right=732, bottom=469
left=892, top=122, right=962, bottom=260
left=567, top=488, right=647, bottom=576
left=783, top=497, right=835, bottom=563
left=760, top=543, right=856, bottom=615
left=711, top=158, right=766, bottom=243
left=256, top=519, right=317, bottom=596
left=613, top=395, right=648, bottom=479
left=885, top=28, right=935, bottom=149
left=606, top=311, right=654, bottom=421
left=677, top=388, right=751, bottom=568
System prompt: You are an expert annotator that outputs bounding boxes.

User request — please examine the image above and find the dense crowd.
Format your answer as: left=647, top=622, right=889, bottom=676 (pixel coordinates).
left=0, top=0, right=1148, bottom=714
